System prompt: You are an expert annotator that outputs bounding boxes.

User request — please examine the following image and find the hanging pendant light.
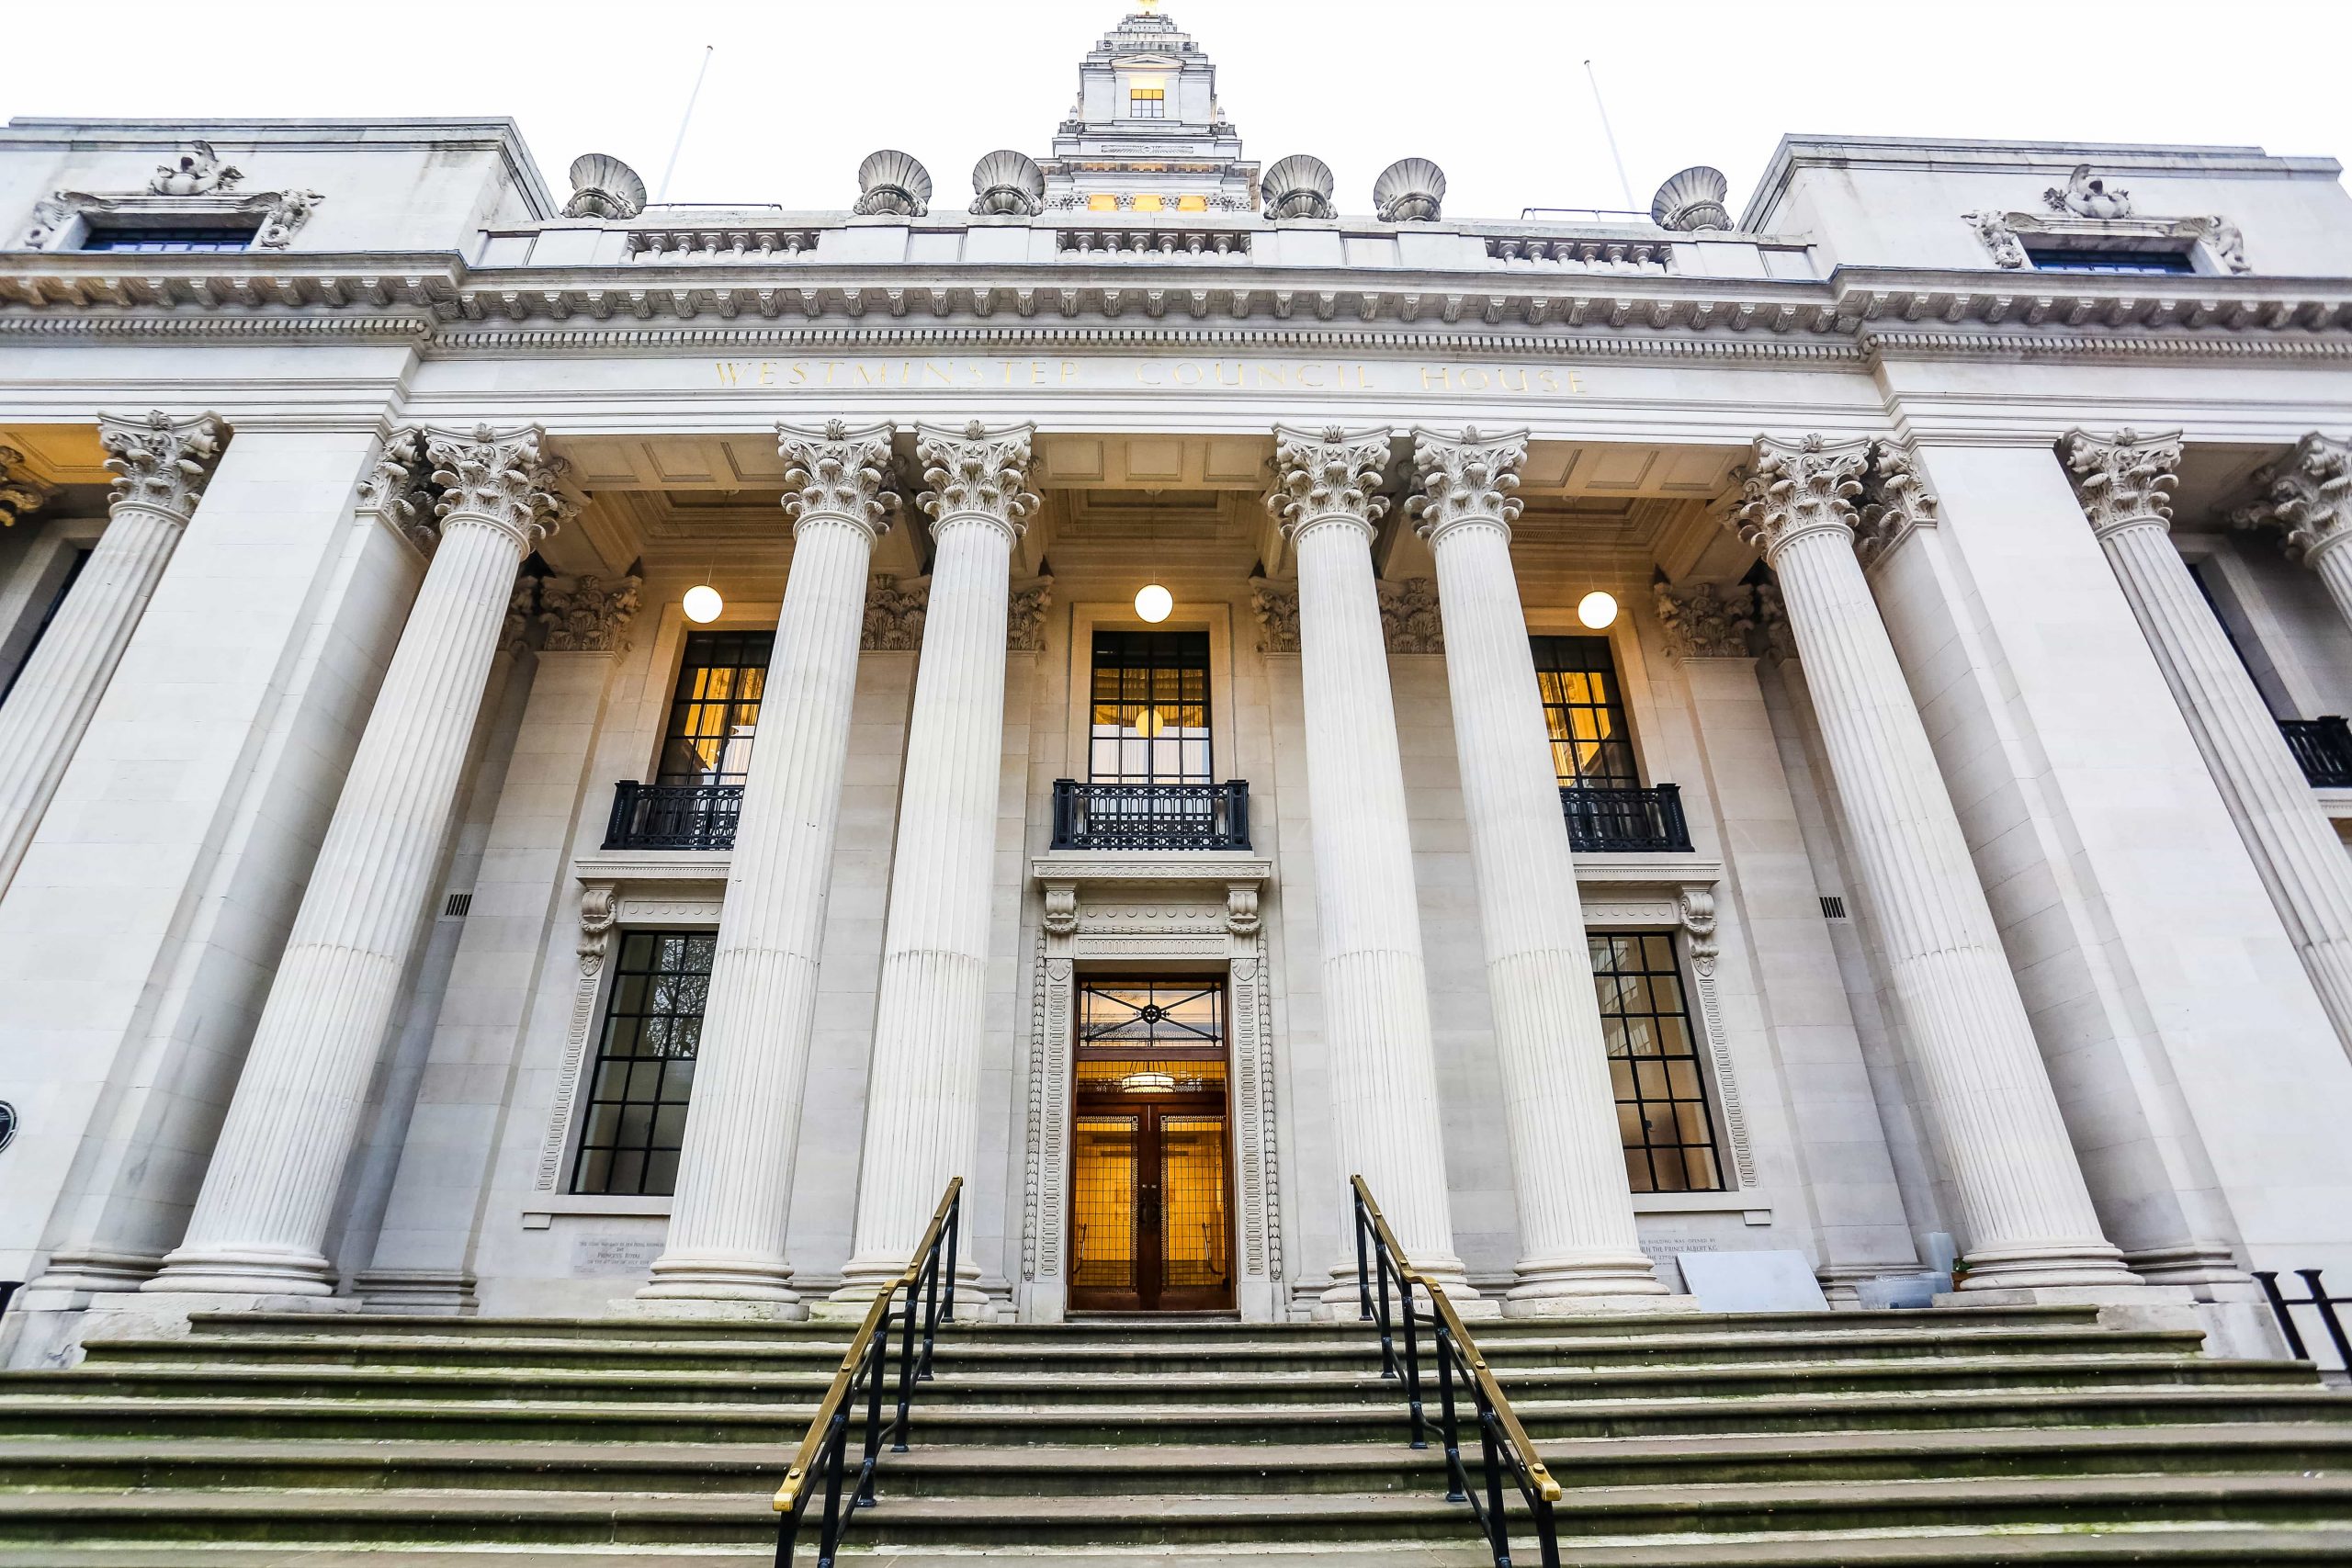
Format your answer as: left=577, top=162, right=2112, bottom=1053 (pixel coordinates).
left=683, top=581, right=724, bottom=624
left=1136, top=491, right=1172, bottom=622
left=1577, top=590, right=1619, bottom=629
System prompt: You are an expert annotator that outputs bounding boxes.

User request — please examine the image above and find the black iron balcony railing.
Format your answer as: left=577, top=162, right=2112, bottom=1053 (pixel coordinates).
left=1562, top=783, right=1693, bottom=853
left=1050, top=780, right=1251, bottom=852
left=603, top=781, right=743, bottom=852
left=2282, top=717, right=2352, bottom=789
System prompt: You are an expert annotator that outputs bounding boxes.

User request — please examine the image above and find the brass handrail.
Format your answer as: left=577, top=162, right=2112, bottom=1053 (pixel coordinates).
left=773, top=1176, right=963, bottom=1566
left=1352, top=1175, right=1562, bottom=1567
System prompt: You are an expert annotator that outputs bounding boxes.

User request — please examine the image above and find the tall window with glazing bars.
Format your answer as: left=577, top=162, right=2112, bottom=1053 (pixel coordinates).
left=1590, top=931, right=1724, bottom=1191
left=660, top=630, right=772, bottom=784
left=1090, top=630, right=1212, bottom=784
left=571, top=931, right=715, bottom=1196
left=1531, top=635, right=1639, bottom=788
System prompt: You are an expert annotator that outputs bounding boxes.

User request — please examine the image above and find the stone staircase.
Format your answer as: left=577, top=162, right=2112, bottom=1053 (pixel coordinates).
left=1, top=1305, right=2349, bottom=1564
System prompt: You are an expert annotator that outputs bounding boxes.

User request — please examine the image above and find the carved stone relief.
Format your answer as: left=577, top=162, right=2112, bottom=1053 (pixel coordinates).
left=863, top=574, right=928, bottom=650
left=17, top=139, right=326, bottom=251
left=1962, top=172, right=2251, bottom=275
left=1378, top=577, right=1443, bottom=653
left=1249, top=576, right=1299, bottom=654
left=1653, top=582, right=1756, bottom=659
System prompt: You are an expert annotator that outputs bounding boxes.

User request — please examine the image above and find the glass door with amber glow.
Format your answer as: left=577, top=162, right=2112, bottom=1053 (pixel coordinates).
left=1069, top=978, right=1234, bottom=1313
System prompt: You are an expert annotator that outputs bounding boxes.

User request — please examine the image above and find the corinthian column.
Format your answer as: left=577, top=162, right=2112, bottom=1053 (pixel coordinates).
left=1409, top=428, right=1670, bottom=1311
left=2067, top=428, right=2352, bottom=1057
left=151, top=425, right=567, bottom=1297
left=831, top=422, right=1037, bottom=1305
left=641, top=423, right=899, bottom=1310
left=2239, top=434, right=2352, bottom=634
left=0, top=412, right=226, bottom=896
left=1735, top=434, right=2136, bottom=1294
left=1269, top=425, right=1474, bottom=1303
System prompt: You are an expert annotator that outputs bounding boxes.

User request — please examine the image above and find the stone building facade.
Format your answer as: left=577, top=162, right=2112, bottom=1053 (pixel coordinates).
left=5, top=7, right=2352, bottom=1365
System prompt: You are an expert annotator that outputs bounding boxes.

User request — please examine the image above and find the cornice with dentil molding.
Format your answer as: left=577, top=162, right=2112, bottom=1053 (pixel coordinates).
left=1654, top=582, right=1756, bottom=659
left=1731, top=434, right=1870, bottom=565
left=539, top=574, right=643, bottom=652
left=1407, top=426, right=1527, bottom=546
left=0, top=445, right=58, bottom=528
left=779, top=419, right=900, bottom=538
left=424, top=423, right=572, bottom=548
left=2234, top=433, right=2352, bottom=565
left=1855, top=438, right=1940, bottom=568
left=916, top=420, right=1039, bottom=538
left=1268, top=424, right=1393, bottom=540
left=98, top=410, right=230, bottom=523
left=2060, top=428, right=2183, bottom=538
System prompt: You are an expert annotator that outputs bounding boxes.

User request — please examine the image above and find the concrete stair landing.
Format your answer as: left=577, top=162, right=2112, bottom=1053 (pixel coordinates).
left=0, top=1304, right=2348, bottom=1563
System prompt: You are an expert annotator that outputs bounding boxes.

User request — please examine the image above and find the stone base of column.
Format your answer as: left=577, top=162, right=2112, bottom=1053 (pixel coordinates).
left=817, top=1255, right=994, bottom=1322
left=23, top=1249, right=165, bottom=1297
left=609, top=1296, right=809, bottom=1323
left=350, top=1269, right=479, bottom=1315
left=1951, top=1242, right=2143, bottom=1294
left=1315, top=1263, right=1498, bottom=1321
left=636, top=1256, right=801, bottom=1307
left=1505, top=1251, right=1679, bottom=1309
left=143, top=1245, right=336, bottom=1298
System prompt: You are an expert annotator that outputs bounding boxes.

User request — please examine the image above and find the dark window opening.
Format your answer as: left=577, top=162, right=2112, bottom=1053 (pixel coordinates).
left=1532, top=635, right=1639, bottom=788
left=80, top=225, right=259, bottom=254
left=2026, top=245, right=2196, bottom=276
left=570, top=930, right=713, bottom=1196
left=659, top=630, right=771, bottom=785
left=1090, top=630, right=1211, bottom=784
left=0, top=547, right=89, bottom=707
left=1592, top=931, right=1724, bottom=1193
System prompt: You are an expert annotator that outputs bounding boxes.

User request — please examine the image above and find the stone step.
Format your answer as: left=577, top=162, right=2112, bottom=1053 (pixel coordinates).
left=1, top=1383, right=2345, bottom=1447
left=74, top=1323, right=2215, bottom=1376
left=10, top=1423, right=2341, bottom=1497
left=8, top=1352, right=2293, bottom=1411
left=6, top=1473, right=2351, bottom=1551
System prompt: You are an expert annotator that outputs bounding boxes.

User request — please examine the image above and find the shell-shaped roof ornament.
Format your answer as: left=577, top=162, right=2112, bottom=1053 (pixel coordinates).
left=1652, top=165, right=1733, bottom=232
left=854, top=150, right=933, bottom=218
left=562, top=153, right=647, bottom=220
left=1263, top=154, right=1337, bottom=221
left=1373, top=157, right=1446, bottom=223
left=969, top=149, right=1046, bottom=217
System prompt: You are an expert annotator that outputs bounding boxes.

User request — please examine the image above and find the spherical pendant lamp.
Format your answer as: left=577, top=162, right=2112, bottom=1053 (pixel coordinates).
left=683, top=582, right=725, bottom=624
left=1577, top=590, right=1619, bottom=629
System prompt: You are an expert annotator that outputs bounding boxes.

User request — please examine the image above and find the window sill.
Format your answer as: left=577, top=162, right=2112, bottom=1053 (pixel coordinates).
left=1634, top=1190, right=1771, bottom=1225
left=522, top=1195, right=673, bottom=1228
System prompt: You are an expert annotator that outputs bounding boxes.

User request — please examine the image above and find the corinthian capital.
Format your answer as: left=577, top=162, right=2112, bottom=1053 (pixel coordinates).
left=357, top=428, right=437, bottom=553
left=1855, top=438, right=1940, bottom=568
left=1268, top=424, right=1394, bottom=540
left=424, top=423, right=571, bottom=548
left=915, top=420, right=1039, bottom=538
left=539, top=573, right=643, bottom=652
left=1654, top=581, right=1756, bottom=659
left=1731, top=434, right=1869, bottom=565
left=99, top=410, right=230, bottom=524
left=779, top=420, right=901, bottom=538
left=2235, top=433, right=2352, bottom=566
left=0, top=446, right=58, bottom=528
left=1407, top=426, right=1527, bottom=545
left=2060, top=428, right=2182, bottom=538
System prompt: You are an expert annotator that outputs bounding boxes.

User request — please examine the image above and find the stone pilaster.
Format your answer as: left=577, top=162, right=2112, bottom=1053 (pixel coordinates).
left=831, top=422, right=1036, bottom=1307
left=1735, top=434, right=2136, bottom=1294
left=0, top=412, right=226, bottom=897
left=642, top=422, right=899, bottom=1310
left=149, top=424, right=568, bottom=1297
left=1409, top=427, right=1669, bottom=1311
left=2067, top=428, right=2352, bottom=1058
left=2238, top=433, right=2352, bottom=645
left=1269, top=424, right=1474, bottom=1304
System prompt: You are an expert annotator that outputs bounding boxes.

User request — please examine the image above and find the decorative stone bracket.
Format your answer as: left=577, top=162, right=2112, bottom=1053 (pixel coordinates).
left=18, top=188, right=325, bottom=252
left=1963, top=208, right=2248, bottom=274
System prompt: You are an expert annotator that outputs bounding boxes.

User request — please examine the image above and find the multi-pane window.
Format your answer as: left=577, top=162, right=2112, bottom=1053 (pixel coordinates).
left=570, top=931, right=714, bottom=1196
left=1590, top=931, right=1723, bottom=1193
left=80, top=226, right=257, bottom=253
left=658, top=630, right=772, bottom=784
left=1532, top=635, right=1639, bottom=788
left=2027, top=245, right=2195, bottom=276
left=1090, top=630, right=1211, bottom=784
left=1128, top=85, right=1166, bottom=118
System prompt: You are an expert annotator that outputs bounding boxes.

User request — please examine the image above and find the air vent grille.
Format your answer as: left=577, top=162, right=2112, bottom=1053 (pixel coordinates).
left=441, top=892, right=473, bottom=919
left=1820, top=895, right=1848, bottom=920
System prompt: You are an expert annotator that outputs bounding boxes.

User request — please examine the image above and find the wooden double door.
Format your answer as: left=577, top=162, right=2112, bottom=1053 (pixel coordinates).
left=1069, top=978, right=1236, bottom=1314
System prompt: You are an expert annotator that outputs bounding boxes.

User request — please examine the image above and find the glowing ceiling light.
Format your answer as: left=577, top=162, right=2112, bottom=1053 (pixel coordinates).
left=1135, top=581, right=1174, bottom=623
left=1577, top=590, right=1619, bottom=629
left=683, top=583, right=724, bottom=624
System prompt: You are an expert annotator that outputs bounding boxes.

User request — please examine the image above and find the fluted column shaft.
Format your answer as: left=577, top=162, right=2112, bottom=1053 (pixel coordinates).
left=1270, top=424, right=1467, bottom=1296
left=837, top=422, right=1035, bottom=1297
left=645, top=423, right=897, bottom=1306
left=1745, top=436, right=2132, bottom=1292
left=2307, top=540, right=2352, bottom=638
left=0, top=412, right=225, bottom=897
left=1411, top=429, right=1664, bottom=1306
left=152, top=425, right=560, bottom=1295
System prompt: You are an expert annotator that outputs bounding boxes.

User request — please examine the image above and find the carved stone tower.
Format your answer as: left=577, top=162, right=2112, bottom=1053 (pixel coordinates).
left=1041, top=7, right=1259, bottom=212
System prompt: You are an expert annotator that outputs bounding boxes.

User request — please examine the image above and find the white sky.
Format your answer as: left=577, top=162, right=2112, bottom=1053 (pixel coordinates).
left=8, top=0, right=2349, bottom=223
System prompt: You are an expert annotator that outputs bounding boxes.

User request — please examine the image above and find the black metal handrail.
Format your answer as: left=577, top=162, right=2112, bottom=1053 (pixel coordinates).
left=2281, top=718, right=2352, bottom=789
left=774, top=1178, right=962, bottom=1567
left=2256, top=1268, right=2352, bottom=1372
left=604, top=781, right=743, bottom=851
left=1049, top=779, right=1251, bottom=852
left=1352, top=1176, right=1561, bottom=1568
left=1561, top=783, right=1691, bottom=853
